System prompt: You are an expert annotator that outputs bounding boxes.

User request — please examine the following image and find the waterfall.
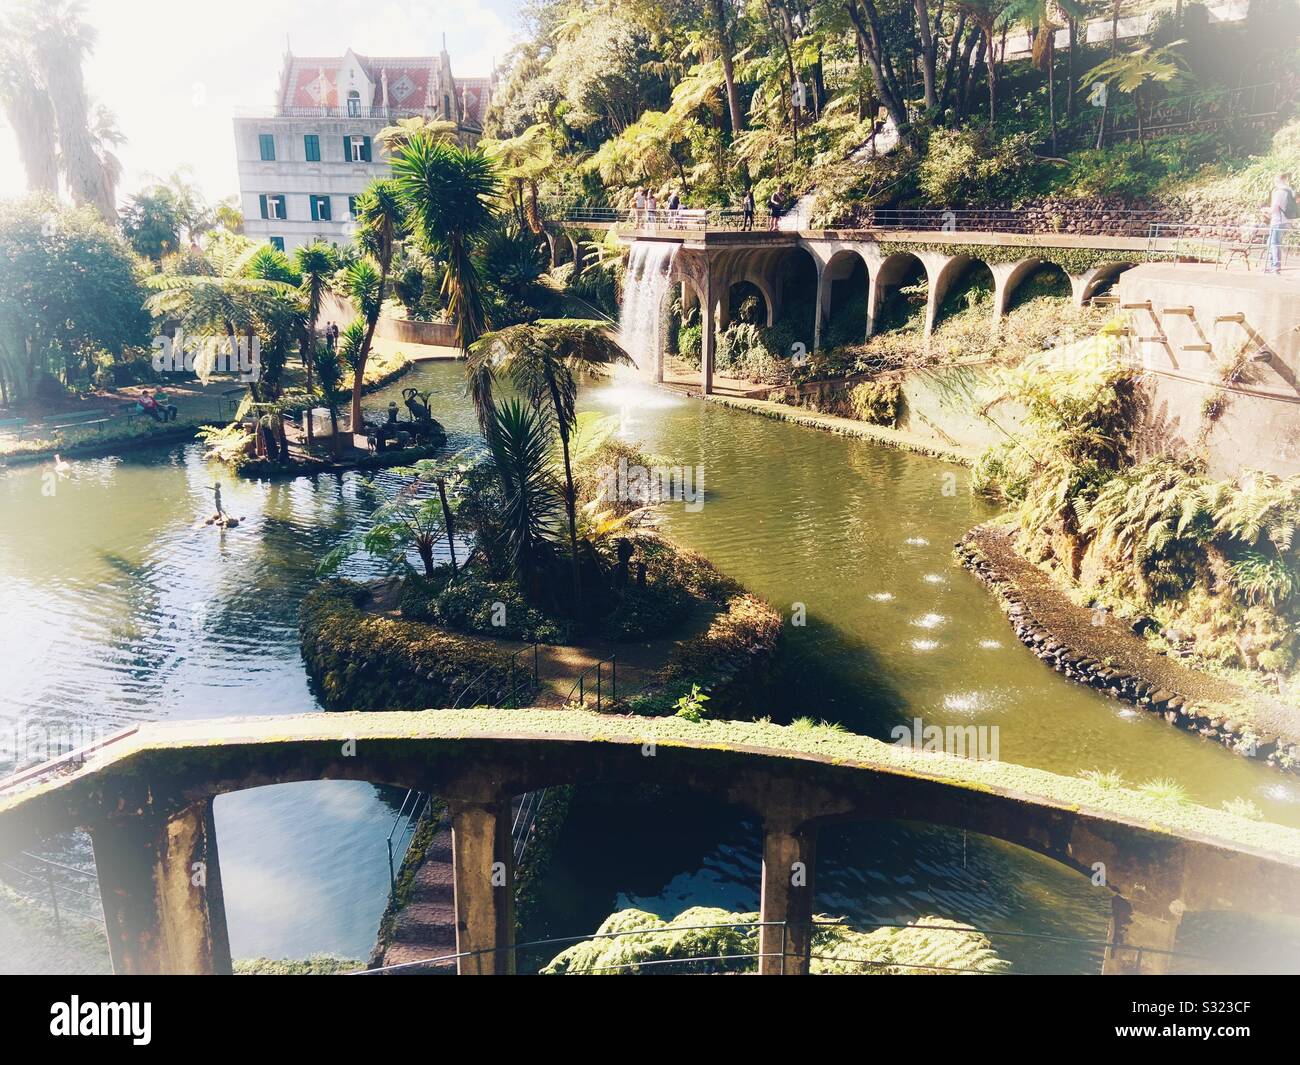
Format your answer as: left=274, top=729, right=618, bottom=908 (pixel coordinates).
left=619, top=241, right=678, bottom=376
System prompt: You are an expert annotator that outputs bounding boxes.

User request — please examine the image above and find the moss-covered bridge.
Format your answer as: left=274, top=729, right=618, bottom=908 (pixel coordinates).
left=3, top=707, right=1299, bottom=976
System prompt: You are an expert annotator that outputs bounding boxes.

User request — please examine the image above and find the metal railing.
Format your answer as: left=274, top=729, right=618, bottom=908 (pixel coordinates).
left=860, top=206, right=1169, bottom=236
left=542, top=202, right=773, bottom=232
left=0, top=851, right=103, bottom=934
left=1146, top=222, right=1299, bottom=270
left=511, top=787, right=548, bottom=865
left=384, top=789, right=432, bottom=893
left=353, top=915, right=1211, bottom=975
left=541, top=200, right=1178, bottom=238
left=450, top=643, right=540, bottom=710
left=566, top=655, right=616, bottom=712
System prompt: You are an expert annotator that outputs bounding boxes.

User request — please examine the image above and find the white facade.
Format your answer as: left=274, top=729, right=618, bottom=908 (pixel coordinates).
left=234, top=116, right=391, bottom=252
left=232, top=47, right=494, bottom=253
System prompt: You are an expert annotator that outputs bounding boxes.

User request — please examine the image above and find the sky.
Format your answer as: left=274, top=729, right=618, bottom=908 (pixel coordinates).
left=0, top=0, right=525, bottom=205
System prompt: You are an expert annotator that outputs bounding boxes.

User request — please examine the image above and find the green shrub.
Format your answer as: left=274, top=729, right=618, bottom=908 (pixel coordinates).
left=848, top=380, right=903, bottom=426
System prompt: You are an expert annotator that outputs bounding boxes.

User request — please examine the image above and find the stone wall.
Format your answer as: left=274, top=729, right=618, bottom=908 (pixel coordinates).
left=1117, top=263, right=1300, bottom=479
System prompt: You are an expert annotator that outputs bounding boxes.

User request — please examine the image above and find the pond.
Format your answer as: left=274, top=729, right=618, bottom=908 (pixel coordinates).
left=2, top=360, right=1296, bottom=971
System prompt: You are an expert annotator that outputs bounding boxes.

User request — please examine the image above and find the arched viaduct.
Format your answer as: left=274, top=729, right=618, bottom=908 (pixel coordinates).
left=547, top=221, right=1143, bottom=392
left=4, top=707, right=1299, bottom=976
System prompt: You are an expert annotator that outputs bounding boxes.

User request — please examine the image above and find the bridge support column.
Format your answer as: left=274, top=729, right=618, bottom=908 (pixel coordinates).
left=1102, top=896, right=1183, bottom=974
left=90, top=797, right=232, bottom=975
left=702, top=271, right=716, bottom=395
left=758, top=820, right=817, bottom=974
left=450, top=799, right=515, bottom=974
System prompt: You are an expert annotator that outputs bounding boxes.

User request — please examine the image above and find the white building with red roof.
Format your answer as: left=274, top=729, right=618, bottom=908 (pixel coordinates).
left=233, top=40, right=496, bottom=252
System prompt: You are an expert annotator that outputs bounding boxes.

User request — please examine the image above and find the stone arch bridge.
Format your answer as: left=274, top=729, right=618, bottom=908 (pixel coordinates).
left=3, top=708, right=1298, bottom=976
left=548, top=220, right=1152, bottom=393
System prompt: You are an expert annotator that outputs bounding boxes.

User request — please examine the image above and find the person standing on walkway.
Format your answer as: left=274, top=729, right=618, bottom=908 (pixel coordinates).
left=646, top=189, right=658, bottom=230
left=1265, top=171, right=1295, bottom=274
left=767, top=186, right=785, bottom=231
left=742, top=185, right=755, bottom=231
left=633, top=187, right=646, bottom=227
left=667, top=188, right=681, bottom=225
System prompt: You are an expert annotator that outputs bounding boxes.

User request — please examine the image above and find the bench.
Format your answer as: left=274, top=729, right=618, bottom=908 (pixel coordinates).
left=48, top=418, right=110, bottom=434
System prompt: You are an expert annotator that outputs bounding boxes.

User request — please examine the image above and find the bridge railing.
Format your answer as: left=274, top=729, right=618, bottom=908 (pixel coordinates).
left=540, top=201, right=1180, bottom=238
left=541, top=201, right=773, bottom=231
left=1147, top=222, right=1300, bottom=270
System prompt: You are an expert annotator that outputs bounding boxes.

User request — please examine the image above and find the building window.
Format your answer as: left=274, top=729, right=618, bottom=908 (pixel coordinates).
left=258, top=133, right=275, bottom=161
left=304, top=134, right=320, bottom=162
left=259, top=194, right=286, bottom=220
left=347, top=90, right=360, bottom=117
left=346, top=135, right=372, bottom=163
left=310, top=195, right=332, bottom=222
left=269, top=237, right=285, bottom=252
left=348, top=196, right=359, bottom=219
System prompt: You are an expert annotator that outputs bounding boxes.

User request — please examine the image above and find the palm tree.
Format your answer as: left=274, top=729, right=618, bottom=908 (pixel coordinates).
left=0, top=37, right=57, bottom=194
left=294, top=241, right=339, bottom=447
left=1085, top=41, right=1187, bottom=156
left=345, top=180, right=406, bottom=434
left=144, top=237, right=300, bottom=418
left=312, top=343, right=345, bottom=457
left=21, top=0, right=116, bottom=220
left=469, top=320, right=632, bottom=613
left=486, top=398, right=565, bottom=595
left=390, top=135, right=500, bottom=429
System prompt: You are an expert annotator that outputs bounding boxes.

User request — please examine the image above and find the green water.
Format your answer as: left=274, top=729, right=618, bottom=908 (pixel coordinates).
left=1, top=360, right=1296, bottom=971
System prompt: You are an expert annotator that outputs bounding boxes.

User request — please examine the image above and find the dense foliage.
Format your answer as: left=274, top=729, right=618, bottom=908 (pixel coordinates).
left=483, top=0, right=1299, bottom=220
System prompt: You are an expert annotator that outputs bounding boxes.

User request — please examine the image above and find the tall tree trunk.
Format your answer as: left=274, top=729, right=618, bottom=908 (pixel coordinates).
left=1066, top=17, right=1077, bottom=119
left=349, top=249, right=391, bottom=435
left=0, top=54, right=58, bottom=194
left=846, top=1, right=911, bottom=143
left=548, top=373, right=583, bottom=614
left=913, top=0, right=939, bottom=111
left=710, top=0, right=746, bottom=135
left=986, top=27, right=997, bottom=127
left=1048, top=37, right=1057, bottom=154
left=437, top=477, right=458, bottom=576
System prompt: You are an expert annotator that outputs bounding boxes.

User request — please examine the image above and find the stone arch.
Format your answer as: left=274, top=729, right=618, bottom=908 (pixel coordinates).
left=548, top=231, right=573, bottom=268
left=930, top=254, right=997, bottom=333
left=818, top=249, right=870, bottom=347
left=1073, top=261, right=1137, bottom=307
left=727, top=280, right=771, bottom=328
left=869, top=251, right=930, bottom=337
left=996, top=258, right=1072, bottom=319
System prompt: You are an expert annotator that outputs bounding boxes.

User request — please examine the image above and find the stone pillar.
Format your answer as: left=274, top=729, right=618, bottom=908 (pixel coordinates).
left=812, top=270, right=827, bottom=351
left=865, top=276, right=881, bottom=339
left=702, top=271, right=716, bottom=395
left=91, top=797, right=232, bottom=975
left=450, top=799, right=515, bottom=974
left=1102, top=896, right=1184, bottom=975
left=758, top=820, right=817, bottom=975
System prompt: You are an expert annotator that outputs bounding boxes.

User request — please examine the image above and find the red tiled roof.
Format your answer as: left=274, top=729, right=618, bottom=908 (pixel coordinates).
left=458, top=77, right=493, bottom=127
left=281, top=54, right=442, bottom=111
